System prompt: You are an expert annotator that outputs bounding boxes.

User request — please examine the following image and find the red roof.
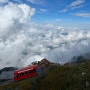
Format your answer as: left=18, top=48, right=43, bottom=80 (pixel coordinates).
left=14, top=65, right=38, bottom=74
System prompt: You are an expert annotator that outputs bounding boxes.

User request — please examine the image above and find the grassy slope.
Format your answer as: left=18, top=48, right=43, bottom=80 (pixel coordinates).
left=0, top=60, right=90, bottom=90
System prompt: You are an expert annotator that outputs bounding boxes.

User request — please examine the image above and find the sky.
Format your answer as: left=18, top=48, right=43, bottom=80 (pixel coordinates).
left=0, top=0, right=90, bottom=28
left=0, top=0, right=90, bottom=69
left=12, top=0, right=90, bottom=28
left=30, top=0, right=90, bottom=23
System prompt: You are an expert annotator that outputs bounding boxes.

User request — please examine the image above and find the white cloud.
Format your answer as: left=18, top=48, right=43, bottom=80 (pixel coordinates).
left=0, top=1, right=90, bottom=69
left=73, top=12, right=90, bottom=17
left=28, top=0, right=35, bottom=3
left=0, top=2, right=35, bottom=36
left=24, top=55, right=44, bottom=67
left=28, top=0, right=37, bottom=3
left=0, top=2, right=36, bottom=68
left=27, top=0, right=45, bottom=4
left=0, top=0, right=8, bottom=3
left=58, top=8, right=68, bottom=12
left=70, top=0, right=85, bottom=7
left=39, top=9, right=47, bottom=12
left=59, top=0, right=85, bottom=12
left=71, top=4, right=87, bottom=9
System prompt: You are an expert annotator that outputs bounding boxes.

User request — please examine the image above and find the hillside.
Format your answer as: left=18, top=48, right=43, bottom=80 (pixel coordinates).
left=0, top=60, right=90, bottom=90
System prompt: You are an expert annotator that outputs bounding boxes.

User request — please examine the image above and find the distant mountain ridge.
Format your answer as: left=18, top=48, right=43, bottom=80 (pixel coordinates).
left=0, top=67, right=17, bottom=74
left=71, top=52, right=90, bottom=64
left=0, top=67, right=17, bottom=83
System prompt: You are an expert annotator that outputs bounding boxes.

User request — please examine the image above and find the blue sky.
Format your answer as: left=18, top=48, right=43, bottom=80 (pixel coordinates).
left=25, top=0, right=90, bottom=20
left=1, top=0, right=90, bottom=28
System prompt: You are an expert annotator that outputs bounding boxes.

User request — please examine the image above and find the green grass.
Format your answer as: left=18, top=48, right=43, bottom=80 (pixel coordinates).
left=0, top=60, right=90, bottom=90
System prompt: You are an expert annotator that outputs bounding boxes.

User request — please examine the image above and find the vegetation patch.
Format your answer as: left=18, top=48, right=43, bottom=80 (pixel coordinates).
left=0, top=60, right=90, bottom=90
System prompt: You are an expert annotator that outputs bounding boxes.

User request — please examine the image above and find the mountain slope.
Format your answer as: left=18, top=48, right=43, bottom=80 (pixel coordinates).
left=0, top=60, right=90, bottom=90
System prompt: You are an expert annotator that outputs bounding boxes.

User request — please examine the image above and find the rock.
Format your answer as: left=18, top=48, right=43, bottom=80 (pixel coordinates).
left=86, top=81, right=89, bottom=87
left=81, top=72, right=86, bottom=76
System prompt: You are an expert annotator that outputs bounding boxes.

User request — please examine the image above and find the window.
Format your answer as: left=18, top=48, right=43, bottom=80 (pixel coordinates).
left=15, top=74, right=19, bottom=78
left=33, top=69, right=36, bottom=72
